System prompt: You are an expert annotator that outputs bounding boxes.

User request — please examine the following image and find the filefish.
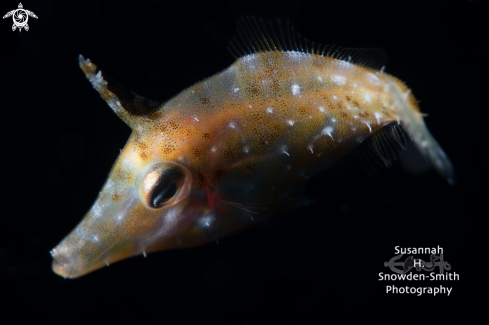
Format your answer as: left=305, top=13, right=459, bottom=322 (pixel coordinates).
left=51, top=17, right=454, bottom=278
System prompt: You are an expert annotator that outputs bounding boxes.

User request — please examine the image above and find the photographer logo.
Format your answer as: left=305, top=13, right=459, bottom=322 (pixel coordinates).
left=3, top=3, right=38, bottom=32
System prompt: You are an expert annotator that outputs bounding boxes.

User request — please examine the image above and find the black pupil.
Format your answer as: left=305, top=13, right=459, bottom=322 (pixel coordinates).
left=151, top=181, right=177, bottom=208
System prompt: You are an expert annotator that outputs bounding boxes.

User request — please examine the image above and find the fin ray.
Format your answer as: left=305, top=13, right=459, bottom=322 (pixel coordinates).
left=353, top=123, right=411, bottom=174
left=228, top=16, right=387, bottom=71
left=78, top=55, right=161, bottom=128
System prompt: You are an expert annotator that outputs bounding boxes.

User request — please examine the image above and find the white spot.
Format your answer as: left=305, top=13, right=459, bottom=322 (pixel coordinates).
left=374, top=112, right=383, bottom=124
left=291, top=84, right=301, bottom=95
left=322, top=126, right=334, bottom=139
left=92, top=203, right=103, bottom=219
left=286, top=52, right=305, bottom=60
left=243, top=146, right=249, bottom=153
left=332, top=95, right=338, bottom=100
left=287, top=120, right=295, bottom=126
left=92, top=235, right=99, bottom=243
left=266, top=107, right=273, bottom=113
left=363, top=92, right=372, bottom=103
left=242, top=55, right=257, bottom=69
left=402, top=89, right=411, bottom=100
left=331, top=118, right=337, bottom=123
left=163, top=207, right=179, bottom=225
left=307, top=145, right=314, bottom=154
left=318, top=76, right=323, bottom=82
left=319, top=106, right=325, bottom=113
left=211, top=146, right=217, bottom=153
left=354, top=115, right=359, bottom=119
left=233, top=87, right=240, bottom=92
left=364, top=122, right=372, bottom=133
left=367, top=73, right=380, bottom=85
left=90, top=71, right=107, bottom=89
left=281, top=145, right=290, bottom=156
left=332, top=74, right=346, bottom=85
left=199, top=214, right=214, bottom=228
left=228, top=122, right=236, bottom=129
left=143, top=251, right=147, bottom=258
left=194, top=116, right=199, bottom=122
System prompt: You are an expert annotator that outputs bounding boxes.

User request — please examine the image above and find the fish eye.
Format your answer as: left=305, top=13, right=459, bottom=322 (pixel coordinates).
left=138, top=163, right=191, bottom=209
left=152, top=181, right=177, bottom=207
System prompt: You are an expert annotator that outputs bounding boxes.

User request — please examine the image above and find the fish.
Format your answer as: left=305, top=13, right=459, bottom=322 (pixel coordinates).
left=51, top=17, right=454, bottom=278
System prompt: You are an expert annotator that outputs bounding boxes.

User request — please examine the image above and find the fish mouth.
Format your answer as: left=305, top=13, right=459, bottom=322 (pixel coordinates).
left=50, top=239, right=119, bottom=279
left=50, top=231, right=138, bottom=279
left=50, top=247, right=86, bottom=279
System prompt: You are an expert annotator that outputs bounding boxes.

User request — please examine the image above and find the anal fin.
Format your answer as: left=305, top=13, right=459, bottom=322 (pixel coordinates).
left=353, top=123, right=410, bottom=175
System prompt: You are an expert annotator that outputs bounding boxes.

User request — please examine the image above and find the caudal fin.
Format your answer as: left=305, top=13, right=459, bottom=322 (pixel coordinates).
left=406, top=122, right=455, bottom=185
left=385, top=78, right=455, bottom=184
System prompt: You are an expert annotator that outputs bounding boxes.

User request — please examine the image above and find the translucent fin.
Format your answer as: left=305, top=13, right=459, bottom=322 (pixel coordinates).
left=102, top=73, right=161, bottom=118
left=383, top=78, right=456, bottom=185
left=404, top=122, right=455, bottom=185
left=354, top=123, right=411, bottom=175
left=79, top=55, right=161, bottom=128
left=227, top=16, right=387, bottom=71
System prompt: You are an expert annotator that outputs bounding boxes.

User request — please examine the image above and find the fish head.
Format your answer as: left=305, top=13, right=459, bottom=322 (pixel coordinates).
left=51, top=57, right=215, bottom=278
left=51, top=131, right=197, bottom=278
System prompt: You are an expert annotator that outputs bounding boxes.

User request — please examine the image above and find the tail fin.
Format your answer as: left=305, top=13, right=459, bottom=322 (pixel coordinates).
left=385, top=78, right=455, bottom=185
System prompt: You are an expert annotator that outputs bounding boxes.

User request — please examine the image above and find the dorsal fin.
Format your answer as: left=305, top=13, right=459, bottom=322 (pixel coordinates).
left=79, top=55, right=161, bottom=128
left=103, top=73, right=161, bottom=118
left=227, top=16, right=387, bottom=71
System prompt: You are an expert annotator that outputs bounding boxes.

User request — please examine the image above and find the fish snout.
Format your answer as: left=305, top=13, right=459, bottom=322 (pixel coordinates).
left=50, top=245, right=89, bottom=279
left=50, top=228, right=125, bottom=278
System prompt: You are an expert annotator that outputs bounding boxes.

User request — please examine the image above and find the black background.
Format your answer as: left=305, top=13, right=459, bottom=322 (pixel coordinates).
left=1, top=0, right=486, bottom=323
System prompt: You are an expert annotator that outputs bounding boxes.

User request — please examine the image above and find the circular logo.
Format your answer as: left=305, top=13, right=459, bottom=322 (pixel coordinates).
left=3, top=3, right=38, bottom=32
left=13, top=9, right=28, bottom=28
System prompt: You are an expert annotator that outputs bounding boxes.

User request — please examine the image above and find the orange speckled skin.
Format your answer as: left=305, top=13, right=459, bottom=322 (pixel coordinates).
left=51, top=51, right=441, bottom=278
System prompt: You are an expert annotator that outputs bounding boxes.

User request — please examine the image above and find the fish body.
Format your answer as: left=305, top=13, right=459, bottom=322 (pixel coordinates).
left=51, top=18, right=454, bottom=278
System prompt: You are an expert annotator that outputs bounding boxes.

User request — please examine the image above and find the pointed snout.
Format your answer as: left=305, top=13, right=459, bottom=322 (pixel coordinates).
left=50, top=233, right=113, bottom=279
left=50, top=208, right=138, bottom=278
left=50, top=231, right=135, bottom=279
left=50, top=247, right=83, bottom=279
left=50, top=188, right=168, bottom=278
left=50, top=155, right=196, bottom=278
